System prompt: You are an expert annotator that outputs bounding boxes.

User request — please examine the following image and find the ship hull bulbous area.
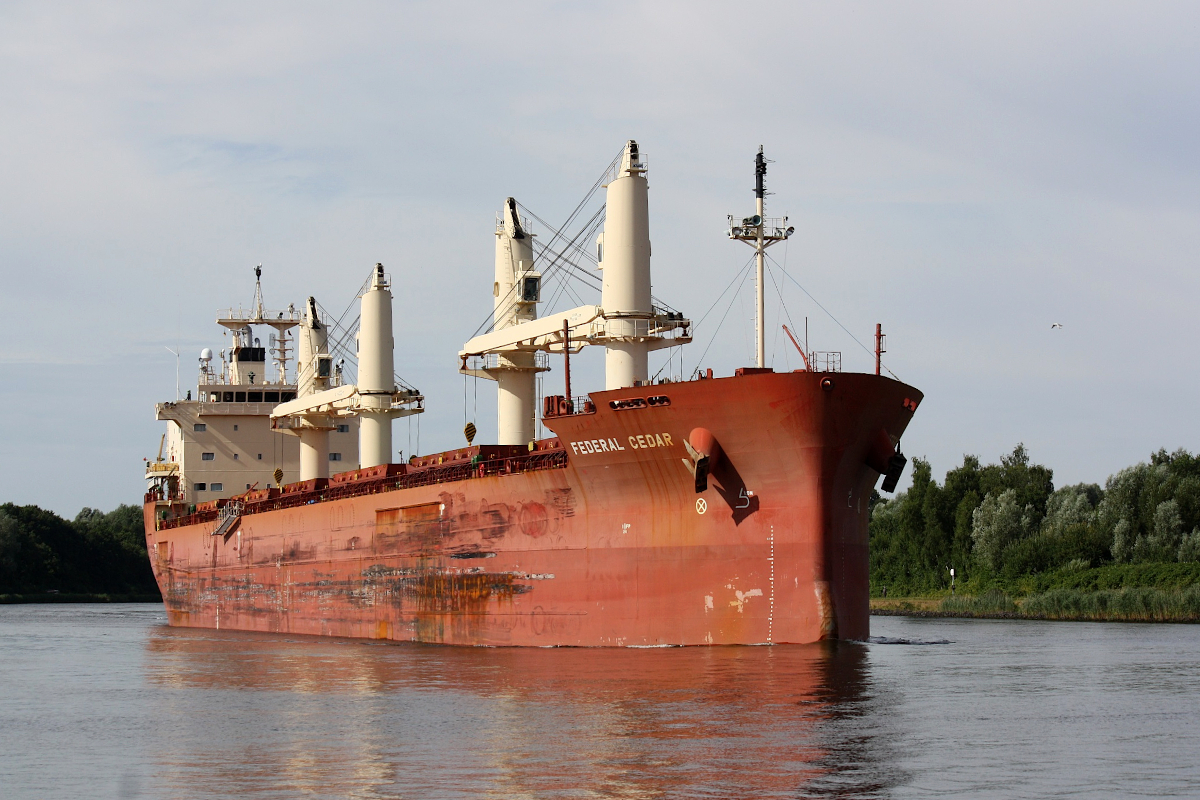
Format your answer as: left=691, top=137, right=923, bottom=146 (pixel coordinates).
left=143, top=372, right=920, bottom=646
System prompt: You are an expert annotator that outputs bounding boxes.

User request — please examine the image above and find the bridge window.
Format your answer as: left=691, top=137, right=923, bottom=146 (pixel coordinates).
left=210, top=483, right=223, bottom=491
left=202, top=452, right=215, bottom=461
left=329, top=453, right=342, bottom=462
left=193, top=423, right=206, bottom=432
left=193, top=483, right=206, bottom=491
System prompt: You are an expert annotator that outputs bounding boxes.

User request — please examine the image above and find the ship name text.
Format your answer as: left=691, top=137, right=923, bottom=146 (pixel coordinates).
left=569, top=432, right=674, bottom=456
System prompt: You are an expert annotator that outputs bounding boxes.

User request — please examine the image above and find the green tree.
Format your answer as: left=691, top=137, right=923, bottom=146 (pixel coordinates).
left=1179, top=529, right=1200, bottom=562
left=1098, top=450, right=1200, bottom=564
left=979, top=444, right=1055, bottom=528
left=971, top=489, right=1028, bottom=572
left=0, top=503, right=158, bottom=596
left=73, top=505, right=157, bottom=594
left=870, top=445, right=1055, bottom=593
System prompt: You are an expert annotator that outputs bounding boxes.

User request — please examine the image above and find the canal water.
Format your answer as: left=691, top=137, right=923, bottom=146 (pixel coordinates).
left=2, top=604, right=1197, bottom=798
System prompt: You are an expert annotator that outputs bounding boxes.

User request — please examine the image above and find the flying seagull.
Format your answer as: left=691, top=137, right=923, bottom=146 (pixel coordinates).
left=1050, top=323, right=1063, bottom=329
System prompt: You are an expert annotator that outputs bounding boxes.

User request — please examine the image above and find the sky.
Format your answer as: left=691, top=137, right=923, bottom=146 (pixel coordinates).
left=1, top=1, right=1198, bottom=516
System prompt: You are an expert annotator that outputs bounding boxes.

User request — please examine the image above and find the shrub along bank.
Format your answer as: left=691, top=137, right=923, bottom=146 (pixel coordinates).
left=872, top=585, right=1200, bottom=622
left=870, top=446, right=1200, bottom=621
left=1018, top=586, right=1200, bottom=621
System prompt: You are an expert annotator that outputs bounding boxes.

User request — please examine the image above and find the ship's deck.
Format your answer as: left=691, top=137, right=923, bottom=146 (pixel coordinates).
left=152, top=441, right=568, bottom=531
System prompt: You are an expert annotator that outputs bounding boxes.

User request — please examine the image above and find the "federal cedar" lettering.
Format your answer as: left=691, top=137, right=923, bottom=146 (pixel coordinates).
left=568, top=432, right=674, bottom=456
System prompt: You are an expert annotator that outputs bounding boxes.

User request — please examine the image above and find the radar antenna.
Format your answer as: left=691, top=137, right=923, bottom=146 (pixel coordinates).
left=216, top=265, right=302, bottom=384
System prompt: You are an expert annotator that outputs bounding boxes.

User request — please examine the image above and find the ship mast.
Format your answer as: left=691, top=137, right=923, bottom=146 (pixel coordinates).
left=461, top=198, right=548, bottom=447
left=728, top=147, right=794, bottom=368
left=216, top=265, right=302, bottom=386
left=270, top=264, right=424, bottom=470
left=755, top=150, right=766, bottom=368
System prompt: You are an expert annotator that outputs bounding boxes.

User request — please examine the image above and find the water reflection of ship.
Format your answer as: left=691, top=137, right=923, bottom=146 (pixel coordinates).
left=145, top=626, right=903, bottom=798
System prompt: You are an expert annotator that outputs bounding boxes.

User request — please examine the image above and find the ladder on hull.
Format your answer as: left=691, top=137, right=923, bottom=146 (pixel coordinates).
left=212, top=499, right=244, bottom=538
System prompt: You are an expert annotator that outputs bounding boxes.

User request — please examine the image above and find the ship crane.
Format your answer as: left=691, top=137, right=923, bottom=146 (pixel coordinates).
left=460, top=141, right=693, bottom=425
left=271, top=264, right=423, bottom=477
left=458, top=197, right=551, bottom=446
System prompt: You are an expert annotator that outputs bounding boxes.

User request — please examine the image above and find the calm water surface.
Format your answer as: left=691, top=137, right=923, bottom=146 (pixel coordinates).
left=2, top=604, right=1198, bottom=799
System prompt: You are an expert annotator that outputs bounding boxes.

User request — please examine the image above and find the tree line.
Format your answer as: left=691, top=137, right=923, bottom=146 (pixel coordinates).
left=0, top=503, right=159, bottom=597
left=870, top=445, right=1200, bottom=595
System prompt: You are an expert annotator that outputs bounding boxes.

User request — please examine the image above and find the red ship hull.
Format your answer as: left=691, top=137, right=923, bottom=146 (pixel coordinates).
left=143, top=371, right=920, bottom=646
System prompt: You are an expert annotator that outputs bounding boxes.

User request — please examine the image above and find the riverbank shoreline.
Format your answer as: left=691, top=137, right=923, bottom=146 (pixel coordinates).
left=871, top=589, right=1200, bottom=623
left=868, top=607, right=1200, bottom=622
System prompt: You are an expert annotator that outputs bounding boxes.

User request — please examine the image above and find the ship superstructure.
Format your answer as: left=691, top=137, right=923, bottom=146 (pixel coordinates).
left=147, top=269, right=358, bottom=504
left=144, top=141, right=920, bottom=646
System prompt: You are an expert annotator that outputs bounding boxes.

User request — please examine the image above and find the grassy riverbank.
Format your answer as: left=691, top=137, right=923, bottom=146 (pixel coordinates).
left=872, top=562, right=1200, bottom=621
left=872, top=585, right=1200, bottom=622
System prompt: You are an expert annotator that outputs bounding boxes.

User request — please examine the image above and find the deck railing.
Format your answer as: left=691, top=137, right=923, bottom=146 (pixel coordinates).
left=808, top=351, right=842, bottom=372
left=156, top=448, right=569, bottom=531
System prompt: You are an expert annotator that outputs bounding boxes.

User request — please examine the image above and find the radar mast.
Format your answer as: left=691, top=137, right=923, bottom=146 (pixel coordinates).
left=728, top=147, right=795, bottom=368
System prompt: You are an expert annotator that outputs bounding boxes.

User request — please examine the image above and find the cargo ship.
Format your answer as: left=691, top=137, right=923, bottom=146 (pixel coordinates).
left=143, top=142, right=920, bottom=645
